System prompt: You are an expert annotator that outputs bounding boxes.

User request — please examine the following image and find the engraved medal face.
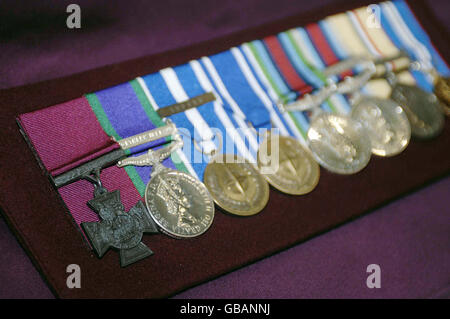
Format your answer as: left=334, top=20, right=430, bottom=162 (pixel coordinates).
left=145, top=169, right=214, bottom=238
left=257, top=135, right=320, bottom=195
left=434, top=76, right=450, bottom=115
left=307, top=113, right=372, bottom=175
left=391, top=83, right=445, bottom=139
left=351, top=96, right=411, bottom=157
left=106, top=214, right=142, bottom=250
left=204, top=154, right=269, bottom=216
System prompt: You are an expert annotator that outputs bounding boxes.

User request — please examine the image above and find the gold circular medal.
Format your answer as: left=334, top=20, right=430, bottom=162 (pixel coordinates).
left=257, top=134, right=320, bottom=195
left=434, top=76, right=450, bottom=116
left=203, top=153, right=269, bottom=216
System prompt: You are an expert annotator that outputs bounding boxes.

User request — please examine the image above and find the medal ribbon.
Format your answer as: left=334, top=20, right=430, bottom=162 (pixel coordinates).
left=86, top=79, right=189, bottom=196
left=140, top=61, right=257, bottom=181
left=85, top=0, right=450, bottom=193
left=18, top=0, right=449, bottom=231
left=200, top=49, right=295, bottom=145
left=377, top=2, right=449, bottom=85
left=391, top=1, right=449, bottom=75
left=280, top=25, right=350, bottom=114
left=243, top=42, right=313, bottom=141
left=335, top=7, right=421, bottom=93
left=321, top=1, right=449, bottom=98
left=242, top=25, right=350, bottom=141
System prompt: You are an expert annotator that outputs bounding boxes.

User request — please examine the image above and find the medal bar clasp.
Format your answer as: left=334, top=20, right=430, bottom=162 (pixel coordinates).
left=156, top=92, right=216, bottom=118
left=114, top=119, right=176, bottom=150
left=53, top=123, right=179, bottom=188
left=281, top=82, right=337, bottom=113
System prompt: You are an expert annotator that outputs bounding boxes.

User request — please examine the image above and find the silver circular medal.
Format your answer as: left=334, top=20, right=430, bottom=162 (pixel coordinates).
left=144, top=168, right=214, bottom=239
left=351, top=96, right=411, bottom=157
left=391, top=83, right=445, bottom=139
left=307, top=112, right=371, bottom=174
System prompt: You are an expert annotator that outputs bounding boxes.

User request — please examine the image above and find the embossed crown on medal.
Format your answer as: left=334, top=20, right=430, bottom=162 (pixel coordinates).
left=52, top=123, right=182, bottom=267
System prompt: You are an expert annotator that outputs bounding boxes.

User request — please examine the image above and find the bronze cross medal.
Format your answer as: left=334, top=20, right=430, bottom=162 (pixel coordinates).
left=53, top=122, right=179, bottom=267
left=81, top=186, right=159, bottom=267
left=62, top=121, right=176, bottom=267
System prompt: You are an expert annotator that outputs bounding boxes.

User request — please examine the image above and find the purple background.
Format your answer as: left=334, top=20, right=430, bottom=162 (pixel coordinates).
left=0, top=0, right=449, bottom=298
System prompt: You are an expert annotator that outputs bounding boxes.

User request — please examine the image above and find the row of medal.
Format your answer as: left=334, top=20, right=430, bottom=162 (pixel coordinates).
left=53, top=52, right=449, bottom=267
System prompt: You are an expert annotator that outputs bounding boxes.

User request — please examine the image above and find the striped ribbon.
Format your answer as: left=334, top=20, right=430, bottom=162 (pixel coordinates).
left=140, top=62, right=255, bottom=181
left=85, top=0, right=449, bottom=197
left=86, top=80, right=188, bottom=196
